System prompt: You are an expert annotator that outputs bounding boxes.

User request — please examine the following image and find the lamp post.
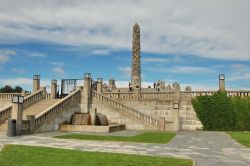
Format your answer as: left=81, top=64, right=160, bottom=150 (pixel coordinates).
left=10, top=95, right=24, bottom=136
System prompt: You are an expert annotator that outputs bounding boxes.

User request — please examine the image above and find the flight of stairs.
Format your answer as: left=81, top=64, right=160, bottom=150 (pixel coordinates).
left=0, top=99, right=61, bottom=134
left=23, top=99, right=61, bottom=119
left=0, top=120, right=7, bottom=134
left=179, top=105, right=203, bottom=130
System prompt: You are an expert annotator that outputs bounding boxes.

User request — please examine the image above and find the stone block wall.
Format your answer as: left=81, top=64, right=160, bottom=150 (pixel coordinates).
left=90, top=100, right=155, bottom=130
left=35, top=103, right=81, bottom=133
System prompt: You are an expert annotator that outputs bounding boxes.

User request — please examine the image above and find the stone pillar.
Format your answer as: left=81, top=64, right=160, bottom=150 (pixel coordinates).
left=42, top=87, right=46, bottom=99
left=26, top=115, right=35, bottom=133
left=173, top=82, right=181, bottom=101
left=219, top=74, right=225, bottom=92
left=173, top=103, right=180, bottom=131
left=83, top=73, right=92, bottom=113
left=159, top=117, right=165, bottom=131
left=97, top=78, right=103, bottom=93
left=33, top=75, right=40, bottom=93
left=11, top=96, right=24, bottom=135
left=131, top=23, right=141, bottom=90
left=51, top=79, right=57, bottom=99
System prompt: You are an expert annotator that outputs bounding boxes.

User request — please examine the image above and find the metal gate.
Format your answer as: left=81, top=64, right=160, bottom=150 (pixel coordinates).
left=61, top=79, right=83, bottom=97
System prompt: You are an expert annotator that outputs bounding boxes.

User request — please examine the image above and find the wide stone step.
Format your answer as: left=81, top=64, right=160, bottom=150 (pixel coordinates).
left=23, top=99, right=61, bottom=118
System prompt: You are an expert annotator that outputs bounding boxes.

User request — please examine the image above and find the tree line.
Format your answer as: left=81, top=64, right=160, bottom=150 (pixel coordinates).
left=0, top=85, right=23, bottom=93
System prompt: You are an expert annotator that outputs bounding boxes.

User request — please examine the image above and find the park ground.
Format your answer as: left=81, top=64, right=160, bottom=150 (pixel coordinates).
left=0, top=130, right=250, bottom=166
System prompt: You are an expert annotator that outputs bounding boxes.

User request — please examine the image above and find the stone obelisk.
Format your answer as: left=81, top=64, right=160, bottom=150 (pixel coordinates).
left=131, top=23, right=141, bottom=90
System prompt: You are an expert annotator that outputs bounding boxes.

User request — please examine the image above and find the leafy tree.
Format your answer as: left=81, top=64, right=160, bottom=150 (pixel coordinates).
left=0, top=85, right=23, bottom=93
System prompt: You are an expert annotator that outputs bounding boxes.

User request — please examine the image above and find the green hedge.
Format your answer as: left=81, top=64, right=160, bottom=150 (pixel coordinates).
left=192, top=92, right=250, bottom=131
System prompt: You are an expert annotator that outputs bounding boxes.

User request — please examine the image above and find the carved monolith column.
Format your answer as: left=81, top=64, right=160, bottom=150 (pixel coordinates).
left=131, top=23, right=141, bottom=91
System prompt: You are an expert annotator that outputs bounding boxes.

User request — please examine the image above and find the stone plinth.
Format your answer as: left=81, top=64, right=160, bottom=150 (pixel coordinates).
left=59, top=124, right=126, bottom=133
left=70, top=113, right=90, bottom=125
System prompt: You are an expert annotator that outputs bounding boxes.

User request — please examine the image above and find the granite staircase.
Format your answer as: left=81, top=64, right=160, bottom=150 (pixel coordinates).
left=0, top=89, right=47, bottom=135
left=92, top=91, right=159, bottom=130
left=179, top=105, right=203, bottom=130
left=23, top=99, right=61, bottom=119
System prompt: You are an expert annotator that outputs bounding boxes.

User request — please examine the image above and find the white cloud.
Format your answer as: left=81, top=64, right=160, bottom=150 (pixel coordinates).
left=0, top=77, right=52, bottom=91
left=92, top=49, right=110, bottom=55
left=142, top=58, right=169, bottom=63
left=0, top=49, right=16, bottom=62
left=50, top=61, right=64, bottom=66
left=227, top=63, right=250, bottom=81
left=0, top=0, right=249, bottom=61
left=29, top=53, right=47, bottom=58
left=146, top=66, right=214, bottom=74
left=52, top=67, right=64, bottom=75
left=12, top=68, right=26, bottom=73
left=118, top=66, right=131, bottom=77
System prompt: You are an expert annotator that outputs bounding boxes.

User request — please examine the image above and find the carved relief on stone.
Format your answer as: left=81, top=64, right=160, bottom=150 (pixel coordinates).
left=173, top=82, right=180, bottom=90
left=108, top=79, right=116, bottom=91
left=131, top=23, right=141, bottom=89
left=185, top=86, right=192, bottom=92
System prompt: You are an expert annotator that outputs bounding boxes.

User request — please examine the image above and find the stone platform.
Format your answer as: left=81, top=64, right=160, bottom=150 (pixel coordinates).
left=60, top=124, right=126, bottom=133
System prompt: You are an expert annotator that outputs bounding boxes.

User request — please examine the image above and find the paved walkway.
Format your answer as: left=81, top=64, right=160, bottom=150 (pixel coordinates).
left=0, top=131, right=250, bottom=166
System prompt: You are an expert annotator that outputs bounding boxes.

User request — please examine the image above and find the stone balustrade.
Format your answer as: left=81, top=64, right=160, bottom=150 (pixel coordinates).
left=0, top=93, right=22, bottom=100
left=181, top=90, right=250, bottom=99
left=23, top=89, right=46, bottom=108
left=93, top=91, right=159, bottom=129
left=101, top=91, right=175, bottom=100
left=0, top=106, right=11, bottom=124
left=46, top=93, right=51, bottom=99
left=34, top=89, right=81, bottom=130
left=226, top=90, right=250, bottom=97
left=0, top=89, right=46, bottom=126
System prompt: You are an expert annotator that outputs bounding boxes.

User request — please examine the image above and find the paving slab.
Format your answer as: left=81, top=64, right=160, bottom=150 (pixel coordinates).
left=0, top=131, right=249, bottom=166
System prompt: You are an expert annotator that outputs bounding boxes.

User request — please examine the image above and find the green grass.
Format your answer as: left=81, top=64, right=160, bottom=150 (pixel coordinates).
left=55, top=132, right=176, bottom=144
left=228, top=131, right=250, bottom=148
left=0, top=145, right=193, bottom=166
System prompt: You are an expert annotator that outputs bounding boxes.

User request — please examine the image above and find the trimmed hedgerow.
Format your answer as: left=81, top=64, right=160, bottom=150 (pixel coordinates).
left=192, top=92, right=250, bottom=131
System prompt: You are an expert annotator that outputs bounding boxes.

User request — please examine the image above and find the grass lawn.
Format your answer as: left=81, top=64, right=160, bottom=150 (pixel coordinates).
left=0, top=145, right=193, bottom=166
left=55, top=132, right=176, bottom=144
left=227, top=131, right=250, bottom=148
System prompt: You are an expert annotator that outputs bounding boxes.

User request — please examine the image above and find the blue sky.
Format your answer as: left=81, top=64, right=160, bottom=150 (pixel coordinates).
left=0, top=0, right=249, bottom=91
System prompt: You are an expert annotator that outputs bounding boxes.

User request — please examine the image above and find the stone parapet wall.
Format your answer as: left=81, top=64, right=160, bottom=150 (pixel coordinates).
left=90, top=101, right=155, bottom=130
left=35, top=104, right=81, bottom=133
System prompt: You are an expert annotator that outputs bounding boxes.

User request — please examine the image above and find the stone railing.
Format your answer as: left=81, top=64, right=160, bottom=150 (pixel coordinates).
left=0, top=93, right=22, bottom=100
left=227, top=90, right=250, bottom=97
left=93, top=91, right=159, bottom=129
left=0, top=105, right=12, bottom=124
left=0, top=89, right=46, bottom=125
left=34, top=89, right=81, bottom=130
left=23, top=89, right=46, bottom=108
left=182, top=90, right=250, bottom=99
left=46, top=93, right=51, bottom=99
left=101, top=91, right=176, bottom=100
